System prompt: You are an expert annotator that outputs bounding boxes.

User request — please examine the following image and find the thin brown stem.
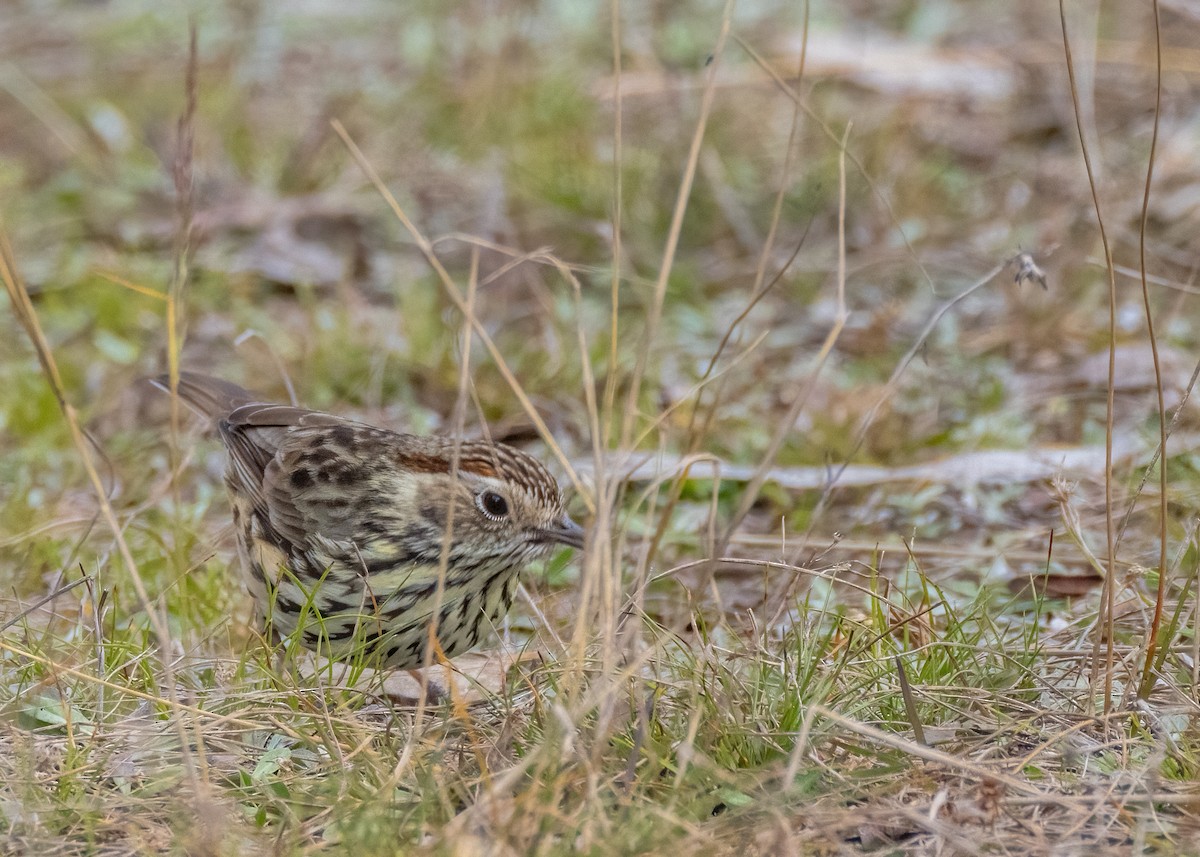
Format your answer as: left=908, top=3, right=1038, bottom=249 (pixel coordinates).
left=1136, top=0, right=1167, bottom=700
left=1059, top=0, right=1118, bottom=715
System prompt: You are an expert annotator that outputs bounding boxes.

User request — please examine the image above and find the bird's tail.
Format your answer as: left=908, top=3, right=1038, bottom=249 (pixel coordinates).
left=151, top=371, right=262, bottom=421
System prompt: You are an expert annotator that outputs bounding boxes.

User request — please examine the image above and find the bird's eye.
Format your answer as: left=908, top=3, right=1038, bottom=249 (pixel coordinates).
left=477, top=490, right=509, bottom=519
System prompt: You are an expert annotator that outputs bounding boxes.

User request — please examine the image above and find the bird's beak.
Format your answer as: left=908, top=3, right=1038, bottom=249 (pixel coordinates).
left=541, top=515, right=585, bottom=549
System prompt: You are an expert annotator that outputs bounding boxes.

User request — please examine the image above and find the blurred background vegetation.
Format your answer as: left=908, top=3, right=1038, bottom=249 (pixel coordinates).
left=4, top=0, right=1197, bottom=616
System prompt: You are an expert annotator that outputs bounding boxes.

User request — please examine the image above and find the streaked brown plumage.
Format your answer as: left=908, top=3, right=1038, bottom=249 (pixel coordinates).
left=154, top=372, right=584, bottom=669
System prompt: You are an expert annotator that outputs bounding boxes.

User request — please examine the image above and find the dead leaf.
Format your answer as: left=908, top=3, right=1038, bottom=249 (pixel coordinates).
left=1007, top=571, right=1104, bottom=599
left=301, top=647, right=544, bottom=705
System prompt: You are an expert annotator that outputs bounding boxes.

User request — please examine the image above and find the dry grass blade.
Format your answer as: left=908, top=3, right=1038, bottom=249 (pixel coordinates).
left=0, top=574, right=90, bottom=634
left=1135, top=0, right=1168, bottom=699
left=735, top=33, right=935, bottom=291
left=0, top=230, right=184, bottom=691
left=894, top=655, right=927, bottom=747
left=330, top=120, right=594, bottom=513
left=1059, top=0, right=1119, bottom=715
left=717, top=123, right=850, bottom=557
left=809, top=703, right=1077, bottom=805
left=620, top=0, right=735, bottom=449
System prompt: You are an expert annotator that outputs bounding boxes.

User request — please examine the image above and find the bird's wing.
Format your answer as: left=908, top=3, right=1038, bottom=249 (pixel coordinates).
left=156, top=372, right=407, bottom=560
left=255, top=421, right=405, bottom=553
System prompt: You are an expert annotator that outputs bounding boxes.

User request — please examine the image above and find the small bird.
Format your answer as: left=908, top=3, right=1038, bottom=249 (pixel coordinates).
left=153, top=371, right=584, bottom=669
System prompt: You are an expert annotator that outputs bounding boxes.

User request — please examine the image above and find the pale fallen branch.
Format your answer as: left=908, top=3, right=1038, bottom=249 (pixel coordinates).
left=574, top=433, right=1156, bottom=492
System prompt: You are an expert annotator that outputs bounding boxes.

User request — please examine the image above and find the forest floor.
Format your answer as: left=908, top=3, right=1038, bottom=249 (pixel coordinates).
left=2, top=1, right=1200, bottom=854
